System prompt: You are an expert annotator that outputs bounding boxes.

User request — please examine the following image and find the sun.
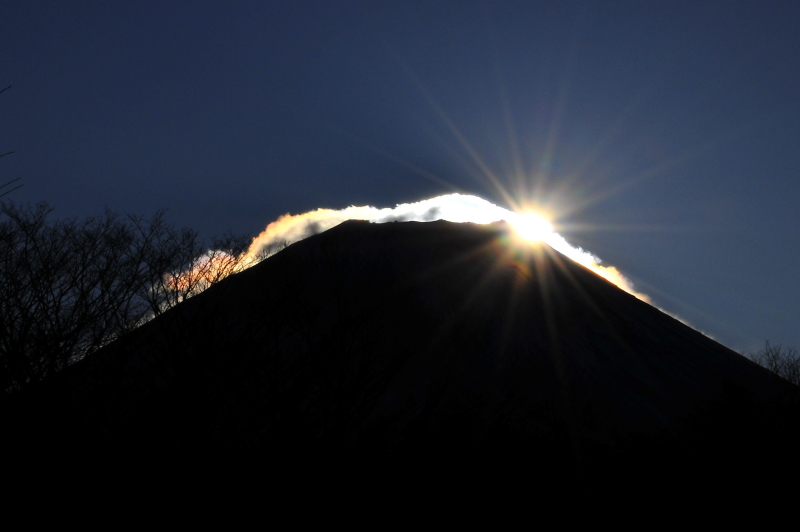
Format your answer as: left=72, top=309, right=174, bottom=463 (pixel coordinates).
left=508, top=211, right=554, bottom=242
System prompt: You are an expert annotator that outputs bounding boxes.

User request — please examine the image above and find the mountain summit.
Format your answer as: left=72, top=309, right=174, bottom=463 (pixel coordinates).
left=10, top=220, right=798, bottom=482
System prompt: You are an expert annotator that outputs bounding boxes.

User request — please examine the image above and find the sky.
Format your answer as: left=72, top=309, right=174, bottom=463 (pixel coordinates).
left=1, top=1, right=798, bottom=353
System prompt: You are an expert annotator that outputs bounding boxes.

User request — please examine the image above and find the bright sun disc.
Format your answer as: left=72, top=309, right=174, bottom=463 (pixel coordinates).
left=510, top=212, right=553, bottom=242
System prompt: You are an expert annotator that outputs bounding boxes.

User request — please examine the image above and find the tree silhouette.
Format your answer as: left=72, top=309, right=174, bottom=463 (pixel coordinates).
left=750, top=340, right=800, bottom=386
left=0, top=201, right=253, bottom=393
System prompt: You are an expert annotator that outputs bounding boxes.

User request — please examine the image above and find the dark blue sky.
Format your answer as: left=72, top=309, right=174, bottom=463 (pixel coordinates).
left=2, top=1, right=798, bottom=352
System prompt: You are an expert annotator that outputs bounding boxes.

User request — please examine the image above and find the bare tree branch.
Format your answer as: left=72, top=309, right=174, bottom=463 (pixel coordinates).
left=750, top=340, right=800, bottom=386
left=0, top=201, right=259, bottom=393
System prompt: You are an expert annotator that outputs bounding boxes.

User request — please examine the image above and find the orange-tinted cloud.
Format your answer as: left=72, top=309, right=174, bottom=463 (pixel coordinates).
left=173, top=193, right=651, bottom=304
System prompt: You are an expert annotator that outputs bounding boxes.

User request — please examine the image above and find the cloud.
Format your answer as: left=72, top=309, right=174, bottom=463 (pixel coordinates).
left=543, top=232, right=650, bottom=302
left=237, top=193, right=650, bottom=301
left=159, top=193, right=646, bottom=306
left=242, top=194, right=507, bottom=260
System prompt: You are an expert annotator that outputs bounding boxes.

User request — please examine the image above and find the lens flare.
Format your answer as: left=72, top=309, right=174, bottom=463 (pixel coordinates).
left=169, top=193, right=650, bottom=303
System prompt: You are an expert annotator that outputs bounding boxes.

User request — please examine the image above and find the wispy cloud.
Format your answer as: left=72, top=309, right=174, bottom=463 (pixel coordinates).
left=239, top=193, right=649, bottom=301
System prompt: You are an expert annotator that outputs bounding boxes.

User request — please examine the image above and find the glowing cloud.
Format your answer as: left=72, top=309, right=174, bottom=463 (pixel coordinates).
left=237, top=193, right=649, bottom=301
left=544, top=232, right=649, bottom=302
left=241, top=194, right=511, bottom=263
left=173, top=193, right=649, bottom=303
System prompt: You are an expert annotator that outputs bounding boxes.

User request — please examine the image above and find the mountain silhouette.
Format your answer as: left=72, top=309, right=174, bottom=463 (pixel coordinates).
left=8, top=220, right=799, bottom=485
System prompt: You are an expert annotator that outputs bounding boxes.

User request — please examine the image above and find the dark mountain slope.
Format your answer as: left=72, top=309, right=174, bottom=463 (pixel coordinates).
left=8, top=220, right=799, bottom=482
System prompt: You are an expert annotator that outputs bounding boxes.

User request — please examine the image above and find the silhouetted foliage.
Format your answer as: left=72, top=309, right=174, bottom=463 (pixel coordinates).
left=750, top=340, right=800, bottom=386
left=0, top=201, right=257, bottom=393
